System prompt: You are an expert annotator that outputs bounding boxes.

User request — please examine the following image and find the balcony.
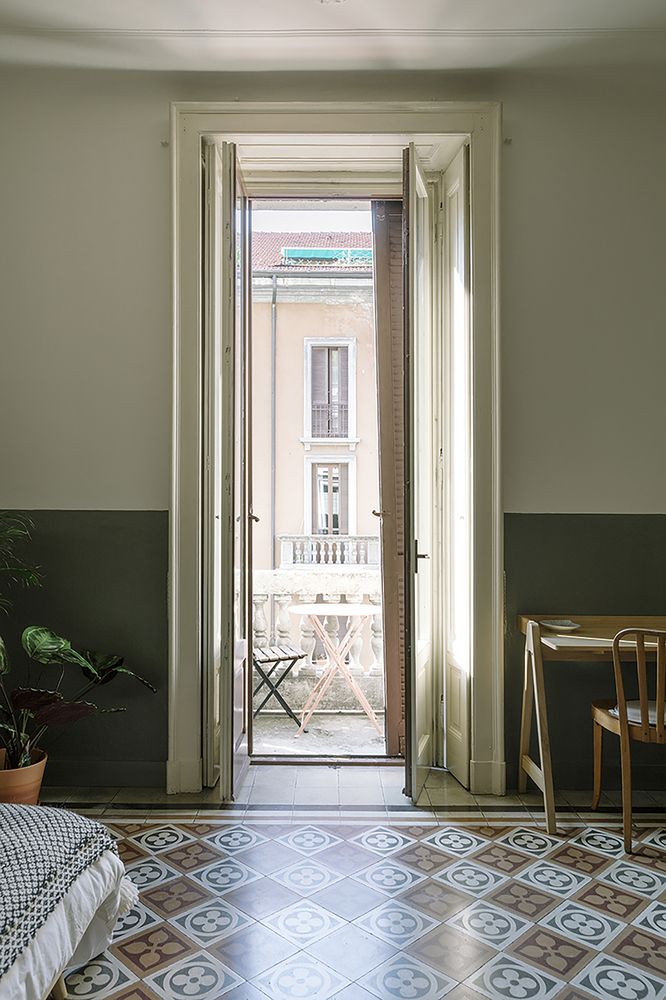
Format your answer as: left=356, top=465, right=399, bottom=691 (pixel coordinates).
left=311, top=402, right=349, bottom=438
left=279, top=534, right=380, bottom=569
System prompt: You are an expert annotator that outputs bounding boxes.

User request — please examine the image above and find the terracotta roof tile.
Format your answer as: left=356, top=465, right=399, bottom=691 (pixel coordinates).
left=252, top=231, right=373, bottom=271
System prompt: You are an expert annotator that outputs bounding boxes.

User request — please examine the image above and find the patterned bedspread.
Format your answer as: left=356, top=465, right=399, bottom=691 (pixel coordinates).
left=0, top=803, right=117, bottom=976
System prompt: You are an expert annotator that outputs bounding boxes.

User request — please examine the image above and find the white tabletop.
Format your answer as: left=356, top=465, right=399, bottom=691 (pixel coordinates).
left=288, top=603, right=380, bottom=617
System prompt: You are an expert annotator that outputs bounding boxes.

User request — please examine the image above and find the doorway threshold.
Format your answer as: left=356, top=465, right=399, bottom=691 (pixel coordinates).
left=251, top=755, right=403, bottom=767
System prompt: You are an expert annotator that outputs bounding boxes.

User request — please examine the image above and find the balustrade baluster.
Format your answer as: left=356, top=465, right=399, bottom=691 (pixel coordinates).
left=252, top=594, right=269, bottom=649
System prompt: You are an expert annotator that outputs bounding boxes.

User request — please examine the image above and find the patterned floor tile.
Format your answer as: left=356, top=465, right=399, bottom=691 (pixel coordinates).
left=262, top=899, right=345, bottom=946
left=470, top=844, right=532, bottom=876
left=354, top=899, right=439, bottom=948
left=447, top=899, right=532, bottom=949
left=210, top=922, right=299, bottom=979
left=434, top=859, right=508, bottom=897
left=495, top=828, right=562, bottom=858
left=332, top=985, right=379, bottom=1000
left=100, top=985, right=161, bottom=1000
left=310, top=876, right=386, bottom=920
left=141, top=876, right=214, bottom=917
left=189, top=857, right=262, bottom=894
left=632, top=901, right=666, bottom=940
left=306, top=923, right=397, bottom=979
left=124, top=859, right=181, bottom=890
left=276, top=825, right=343, bottom=855
left=552, top=989, right=598, bottom=1000
left=507, top=926, right=595, bottom=980
left=516, top=862, right=591, bottom=899
left=110, top=924, right=197, bottom=977
left=548, top=843, right=612, bottom=876
left=445, top=985, right=489, bottom=1000
left=486, top=881, right=559, bottom=921
left=571, top=953, right=666, bottom=1000
left=251, top=953, right=349, bottom=999
left=170, top=898, right=254, bottom=945
left=117, top=840, right=150, bottom=866
left=350, top=826, right=417, bottom=856
left=271, top=858, right=343, bottom=896
left=597, top=861, right=666, bottom=900
left=352, top=858, right=427, bottom=896
left=129, top=825, right=196, bottom=853
left=539, top=901, right=624, bottom=950
left=465, top=952, right=563, bottom=1000
left=421, top=827, right=490, bottom=858
left=113, top=903, right=162, bottom=943
left=630, top=845, right=666, bottom=875
left=406, top=923, right=496, bottom=978
left=605, top=926, right=666, bottom=977
left=315, top=840, right=380, bottom=875
left=161, top=840, right=227, bottom=873
left=359, top=952, right=456, bottom=1000
left=223, top=877, right=301, bottom=919
left=202, top=825, right=268, bottom=854
left=145, top=951, right=242, bottom=999
left=641, top=828, right=666, bottom=853
left=223, top=984, right=267, bottom=1000
left=567, top=829, right=626, bottom=859
left=63, top=954, right=137, bottom=997
left=399, top=880, right=473, bottom=921
left=392, top=842, right=453, bottom=875
left=574, top=880, right=647, bottom=921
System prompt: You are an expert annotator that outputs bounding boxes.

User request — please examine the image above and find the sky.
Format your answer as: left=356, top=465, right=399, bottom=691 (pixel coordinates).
left=252, top=209, right=372, bottom=232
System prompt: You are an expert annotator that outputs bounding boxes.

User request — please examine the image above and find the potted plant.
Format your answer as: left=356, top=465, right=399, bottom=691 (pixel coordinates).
left=0, top=626, right=156, bottom=804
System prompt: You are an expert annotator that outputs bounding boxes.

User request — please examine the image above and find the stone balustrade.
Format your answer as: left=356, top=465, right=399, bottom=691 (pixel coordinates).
left=278, top=534, right=380, bottom=569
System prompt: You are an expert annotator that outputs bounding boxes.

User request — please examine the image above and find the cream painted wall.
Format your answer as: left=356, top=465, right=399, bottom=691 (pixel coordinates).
left=1, top=67, right=665, bottom=513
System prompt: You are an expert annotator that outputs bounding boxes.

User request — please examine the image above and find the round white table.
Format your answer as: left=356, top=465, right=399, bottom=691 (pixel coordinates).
left=288, top=602, right=383, bottom=736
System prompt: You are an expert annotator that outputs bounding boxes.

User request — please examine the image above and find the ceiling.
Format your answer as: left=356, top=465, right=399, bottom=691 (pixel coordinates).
left=1, top=0, right=665, bottom=72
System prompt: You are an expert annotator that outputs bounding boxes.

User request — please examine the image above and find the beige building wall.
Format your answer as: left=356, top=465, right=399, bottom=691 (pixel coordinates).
left=251, top=283, right=379, bottom=571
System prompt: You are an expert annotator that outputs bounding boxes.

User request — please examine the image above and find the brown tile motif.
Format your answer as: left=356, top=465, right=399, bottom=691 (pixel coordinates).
left=407, top=924, right=495, bottom=978
left=575, top=880, right=646, bottom=920
left=550, top=844, right=611, bottom=876
left=398, top=879, right=471, bottom=921
left=470, top=844, right=531, bottom=875
left=464, top=825, right=514, bottom=840
left=486, top=880, right=558, bottom=920
left=111, top=924, right=196, bottom=975
left=117, top=840, right=150, bottom=865
left=630, top=845, right=666, bottom=874
left=606, top=926, right=666, bottom=976
left=553, top=989, right=599, bottom=1000
left=393, top=843, right=452, bottom=875
left=103, top=986, right=162, bottom=1000
left=161, top=840, right=226, bottom=872
left=141, top=876, right=213, bottom=917
left=508, top=927, right=594, bottom=980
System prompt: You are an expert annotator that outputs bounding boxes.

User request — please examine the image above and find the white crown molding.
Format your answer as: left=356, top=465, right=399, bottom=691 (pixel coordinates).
left=1, top=26, right=664, bottom=39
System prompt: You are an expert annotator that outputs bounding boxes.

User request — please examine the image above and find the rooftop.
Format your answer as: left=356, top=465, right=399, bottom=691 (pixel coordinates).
left=252, top=231, right=373, bottom=273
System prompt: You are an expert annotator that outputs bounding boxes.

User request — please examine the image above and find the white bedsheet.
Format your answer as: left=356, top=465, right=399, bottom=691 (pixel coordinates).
left=0, top=849, right=126, bottom=1000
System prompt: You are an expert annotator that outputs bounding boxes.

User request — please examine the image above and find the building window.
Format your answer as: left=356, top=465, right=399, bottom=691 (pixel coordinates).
left=312, top=463, right=349, bottom=535
left=304, top=338, right=356, bottom=440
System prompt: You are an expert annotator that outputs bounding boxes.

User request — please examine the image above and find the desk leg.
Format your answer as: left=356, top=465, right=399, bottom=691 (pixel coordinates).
left=518, top=623, right=557, bottom=836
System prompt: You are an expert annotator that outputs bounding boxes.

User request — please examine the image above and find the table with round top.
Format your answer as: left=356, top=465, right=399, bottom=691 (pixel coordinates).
left=288, top=602, right=382, bottom=736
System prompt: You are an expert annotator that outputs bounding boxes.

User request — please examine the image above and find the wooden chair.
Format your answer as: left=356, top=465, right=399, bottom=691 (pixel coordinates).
left=591, top=628, right=666, bottom=852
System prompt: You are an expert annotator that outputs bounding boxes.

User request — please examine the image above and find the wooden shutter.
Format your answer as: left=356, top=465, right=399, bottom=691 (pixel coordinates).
left=311, top=346, right=328, bottom=403
left=372, top=200, right=406, bottom=757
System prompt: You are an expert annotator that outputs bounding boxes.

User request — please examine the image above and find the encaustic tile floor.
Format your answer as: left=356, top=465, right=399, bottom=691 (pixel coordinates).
left=54, top=767, right=666, bottom=1000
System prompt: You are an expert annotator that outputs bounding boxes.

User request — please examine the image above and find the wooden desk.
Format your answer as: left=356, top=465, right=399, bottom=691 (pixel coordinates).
left=516, top=614, right=666, bottom=833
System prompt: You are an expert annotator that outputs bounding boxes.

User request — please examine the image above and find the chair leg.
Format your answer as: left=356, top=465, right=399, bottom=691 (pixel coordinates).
left=619, top=732, right=633, bottom=853
left=591, top=721, right=602, bottom=810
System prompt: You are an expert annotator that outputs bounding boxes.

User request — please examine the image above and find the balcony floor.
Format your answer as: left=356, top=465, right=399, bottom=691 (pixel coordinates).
left=252, top=711, right=386, bottom=756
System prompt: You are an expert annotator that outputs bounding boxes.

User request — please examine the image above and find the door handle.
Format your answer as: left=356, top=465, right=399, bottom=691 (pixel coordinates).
left=415, top=539, right=429, bottom=571
left=372, top=509, right=389, bottom=518
left=249, top=511, right=260, bottom=523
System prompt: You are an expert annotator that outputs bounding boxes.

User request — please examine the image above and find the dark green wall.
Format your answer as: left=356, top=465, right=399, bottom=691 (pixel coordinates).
left=504, top=513, right=666, bottom=789
left=2, top=511, right=168, bottom=786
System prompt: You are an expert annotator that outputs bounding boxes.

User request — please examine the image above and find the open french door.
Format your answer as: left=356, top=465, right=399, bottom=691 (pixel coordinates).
left=403, top=144, right=435, bottom=802
left=443, top=146, right=472, bottom=787
left=202, top=139, right=252, bottom=800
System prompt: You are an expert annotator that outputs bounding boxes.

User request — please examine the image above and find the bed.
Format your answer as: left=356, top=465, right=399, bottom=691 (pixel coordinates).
left=0, top=803, right=137, bottom=1000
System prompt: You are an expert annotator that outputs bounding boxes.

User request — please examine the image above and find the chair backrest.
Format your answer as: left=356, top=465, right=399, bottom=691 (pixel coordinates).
left=612, top=628, right=666, bottom=742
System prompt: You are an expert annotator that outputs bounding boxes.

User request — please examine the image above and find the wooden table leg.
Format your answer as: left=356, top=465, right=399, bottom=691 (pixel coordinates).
left=519, top=621, right=557, bottom=835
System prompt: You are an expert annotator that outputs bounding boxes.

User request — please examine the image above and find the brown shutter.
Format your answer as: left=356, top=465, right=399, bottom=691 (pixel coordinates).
left=372, top=199, right=406, bottom=757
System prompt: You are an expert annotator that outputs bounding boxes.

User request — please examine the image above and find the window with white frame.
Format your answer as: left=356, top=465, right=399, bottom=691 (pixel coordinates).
left=311, top=462, right=349, bottom=535
left=304, top=338, right=356, bottom=440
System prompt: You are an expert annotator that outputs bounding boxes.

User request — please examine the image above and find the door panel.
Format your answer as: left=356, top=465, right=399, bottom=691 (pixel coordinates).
left=403, top=145, right=435, bottom=803
left=219, top=141, right=251, bottom=801
left=443, top=146, right=472, bottom=787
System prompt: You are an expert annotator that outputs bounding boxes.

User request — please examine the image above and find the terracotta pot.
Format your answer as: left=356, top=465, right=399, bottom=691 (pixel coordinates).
left=0, top=748, right=48, bottom=804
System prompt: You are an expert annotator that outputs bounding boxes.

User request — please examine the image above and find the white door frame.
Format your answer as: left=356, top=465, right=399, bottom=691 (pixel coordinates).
left=168, top=101, right=504, bottom=795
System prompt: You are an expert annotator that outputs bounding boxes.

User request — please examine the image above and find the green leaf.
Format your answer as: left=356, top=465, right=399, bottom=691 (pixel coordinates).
left=0, top=636, right=9, bottom=676
left=21, top=627, right=98, bottom=676
left=80, top=651, right=156, bottom=692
